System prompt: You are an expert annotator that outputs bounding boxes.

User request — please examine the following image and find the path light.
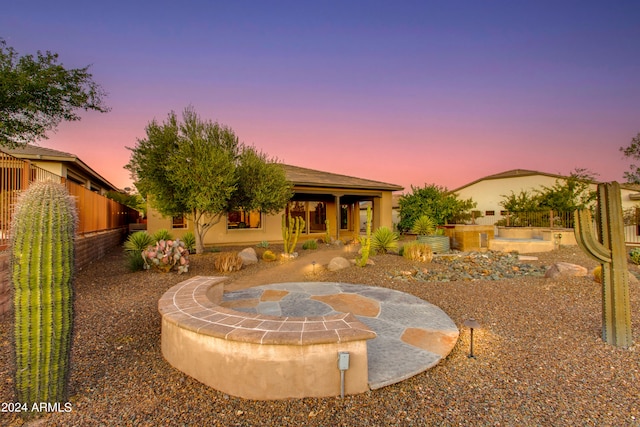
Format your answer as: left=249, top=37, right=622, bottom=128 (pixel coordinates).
left=554, top=233, right=562, bottom=249
left=312, top=261, right=316, bottom=274
left=464, top=318, right=481, bottom=359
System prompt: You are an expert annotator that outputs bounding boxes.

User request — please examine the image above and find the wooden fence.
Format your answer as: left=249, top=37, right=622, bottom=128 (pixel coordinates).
left=0, top=151, right=137, bottom=250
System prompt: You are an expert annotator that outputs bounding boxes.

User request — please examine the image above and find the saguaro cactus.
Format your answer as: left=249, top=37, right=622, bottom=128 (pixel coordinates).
left=574, top=181, right=632, bottom=348
left=10, top=181, right=77, bottom=410
left=282, top=212, right=305, bottom=254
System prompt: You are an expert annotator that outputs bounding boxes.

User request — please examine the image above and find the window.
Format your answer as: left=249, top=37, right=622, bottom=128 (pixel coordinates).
left=309, top=202, right=327, bottom=232
left=172, top=215, right=187, bottom=229
left=340, top=204, right=350, bottom=230
left=485, top=210, right=495, bottom=216
left=227, top=210, right=262, bottom=229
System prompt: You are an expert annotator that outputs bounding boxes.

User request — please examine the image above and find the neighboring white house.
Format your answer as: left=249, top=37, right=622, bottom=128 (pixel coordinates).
left=452, top=169, right=640, bottom=226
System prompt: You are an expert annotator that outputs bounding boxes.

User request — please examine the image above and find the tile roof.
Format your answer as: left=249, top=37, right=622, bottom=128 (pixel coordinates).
left=280, top=164, right=403, bottom=192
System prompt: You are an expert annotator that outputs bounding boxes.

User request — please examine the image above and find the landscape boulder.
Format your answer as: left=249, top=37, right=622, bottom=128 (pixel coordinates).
left=238, top=247, right=258, bottom=266
left=544, top=262, right=588, bottom=279
left=328, top=257, right=351, bottom=272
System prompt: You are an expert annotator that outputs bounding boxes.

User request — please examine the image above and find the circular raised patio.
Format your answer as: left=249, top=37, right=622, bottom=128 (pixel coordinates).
left=159, top=277, right=459, bottom=400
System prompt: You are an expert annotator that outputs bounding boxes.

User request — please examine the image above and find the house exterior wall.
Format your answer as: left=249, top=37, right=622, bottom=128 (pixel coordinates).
left=455, top=174, right=638, bottom=226
left=146, top=189, right=398, bottom=247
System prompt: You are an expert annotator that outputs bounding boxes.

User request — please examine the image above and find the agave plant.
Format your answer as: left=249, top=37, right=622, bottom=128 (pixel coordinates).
left=123, top=231, right=156, bottom=271
left=181, top=232, right=196, bottom=253
left=371, top=226, right=399, bottom=254
left=152, top=228, right=173, bottom=242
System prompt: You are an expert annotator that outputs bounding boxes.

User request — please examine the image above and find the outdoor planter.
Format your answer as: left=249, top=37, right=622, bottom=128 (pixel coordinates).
left=417, top=235, right=450, bottom=253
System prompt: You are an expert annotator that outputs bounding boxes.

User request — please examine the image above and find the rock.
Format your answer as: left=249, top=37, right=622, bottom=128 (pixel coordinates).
left=328, top=257, right=351, bottom=271
left=238, top=247, right=258, bottom=265
left=544, top=262, right=588, bottom=279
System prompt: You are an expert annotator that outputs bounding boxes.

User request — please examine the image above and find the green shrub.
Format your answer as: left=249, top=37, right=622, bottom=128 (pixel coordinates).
left=302, top=239, right=318, bottom=250
left=124, top=231, right=155, bottom=271
left=371, top=226, right=399, bottom=254
left=153, top=228, right=173, bottom=242
left=256, top=240, right=270, bottom=248
left=630, top=248, right=640, bottom=265
left=182, top=232, right=196, bottom=253
left=401, top=241, right=433, bottom=262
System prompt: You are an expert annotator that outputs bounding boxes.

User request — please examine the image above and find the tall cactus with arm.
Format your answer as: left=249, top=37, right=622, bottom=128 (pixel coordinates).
left=282, top=212, right=305, bottom=255
left=574, top=181, right=632, bottom=348
left=10, top=181, right=77, bottom=412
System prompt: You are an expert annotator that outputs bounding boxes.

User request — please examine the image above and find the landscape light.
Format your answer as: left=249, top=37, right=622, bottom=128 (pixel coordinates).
left=464, top=318, right=481, bottom=359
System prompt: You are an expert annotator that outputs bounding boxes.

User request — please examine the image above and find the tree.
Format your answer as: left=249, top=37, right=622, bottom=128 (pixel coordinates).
left=0, top=39, right=109, bottom=148
left=125, top=107, right=292, bottom=254
left=536, top=168, right=598, bottom=212
left=397, top=183, right=476, bottom=232
left=499, top=190, right=541, bottom=212
left=620, top=132, right=640, bottom=184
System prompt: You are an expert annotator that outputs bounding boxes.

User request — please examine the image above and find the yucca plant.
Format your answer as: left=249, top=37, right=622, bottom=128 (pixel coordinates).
left=371, top=226, right=399, bottom=254
left=182, top=232, right=196, bottom=253
left=10, top=181, right=77, bottom=416
left=411, top=215, right=437, bottom=236
left=153, top=228, right=173, bottom=242
left=123, top=231, right=155, bottom=271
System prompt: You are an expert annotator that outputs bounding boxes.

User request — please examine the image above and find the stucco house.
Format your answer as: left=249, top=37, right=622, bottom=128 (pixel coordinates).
left=452, top=169, right=640, bottom=226
left=146, top=164, right=403, bottom=247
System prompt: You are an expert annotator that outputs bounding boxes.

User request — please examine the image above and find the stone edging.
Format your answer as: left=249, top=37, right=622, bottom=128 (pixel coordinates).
left=158, top=276, right=376, bottom=346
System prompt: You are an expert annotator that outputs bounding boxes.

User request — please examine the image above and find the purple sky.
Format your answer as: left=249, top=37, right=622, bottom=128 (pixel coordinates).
left=3, top=1, right=639, bottom=192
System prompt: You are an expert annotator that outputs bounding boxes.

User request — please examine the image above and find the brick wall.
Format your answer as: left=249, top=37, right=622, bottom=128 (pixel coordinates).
left=0, top=228, right=126, bottom=316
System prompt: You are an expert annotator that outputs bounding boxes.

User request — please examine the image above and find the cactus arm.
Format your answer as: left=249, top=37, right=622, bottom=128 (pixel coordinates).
left=574, top=209, right=611, bottom=264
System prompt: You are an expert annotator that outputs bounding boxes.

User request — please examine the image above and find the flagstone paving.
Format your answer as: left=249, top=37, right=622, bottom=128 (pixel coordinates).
left=222, top=282, right=459, bottom=389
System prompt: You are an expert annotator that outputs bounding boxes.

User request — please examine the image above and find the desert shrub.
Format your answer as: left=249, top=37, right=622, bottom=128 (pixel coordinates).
left=142, top=239, right=190, bottom=273
left=302, top=239, right=318, bottom=250
left=400, top=241, right=433, bottom=262
left=124, top=231, right=155, bottom=271
left=371, top=226, right=399, bottom=254
left=630, top=248, right=640, bottom=265
left=153, top=228, right=173, bottom=242
left=262, top=250, right=277, bottom=262
left=592, top=266, right=602, bottom=283
left=214, top=252, right=243, bottom=272
left=181, top=232, right=196, bottom=253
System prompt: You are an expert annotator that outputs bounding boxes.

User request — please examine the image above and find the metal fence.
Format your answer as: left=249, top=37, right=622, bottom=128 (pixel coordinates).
left=1, top=151, right=137, bottom=250
left=469, top=207, right=640, bottom=245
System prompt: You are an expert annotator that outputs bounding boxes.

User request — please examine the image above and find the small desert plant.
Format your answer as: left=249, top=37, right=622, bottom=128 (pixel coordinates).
left=262, top=250, right=277, bottom=261
left=153, top=228, right=173, bottom=242
left=182, top=232, right=196, bottom=253
left=593, top=265, right=602, bottom=283
left=630, top=248, right=640, bottom=265
left=323, top=219, right=331, bottom=244
left=302, top=239, right=318, bottom=250
left=371, top=226, right=399, bottom=254
left=256, top=240, right=270, bottom=248
left=411, top=215, right=436, bottom=236
left=214, top=252, right=243, bottom=272
left=356, top=206, right=372, bottom=267
left=400, top=241, right=433, bottom=262
left=142, top=239, right=189, bottom=273
left=124, top=231, right=156, bottom=271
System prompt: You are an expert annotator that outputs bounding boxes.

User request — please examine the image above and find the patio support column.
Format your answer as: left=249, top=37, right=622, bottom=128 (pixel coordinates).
left=334, top=194, right=341, bottom=242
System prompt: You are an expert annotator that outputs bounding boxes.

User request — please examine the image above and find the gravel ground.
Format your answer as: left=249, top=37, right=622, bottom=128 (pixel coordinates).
left=1, top=242, right=639, bottom=426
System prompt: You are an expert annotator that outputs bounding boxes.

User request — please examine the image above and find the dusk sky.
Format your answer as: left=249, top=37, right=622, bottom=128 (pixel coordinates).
left=3, top=1, right=639, bottom=193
